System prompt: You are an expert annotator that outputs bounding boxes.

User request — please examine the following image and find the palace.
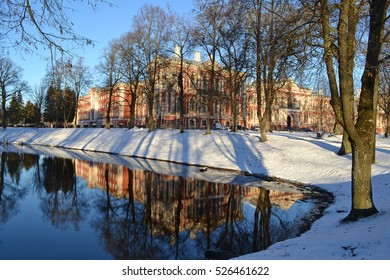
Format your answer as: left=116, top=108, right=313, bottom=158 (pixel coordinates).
left=246, top=78, right=335, bottom=132
left=76, top=50, right=386, bottom=134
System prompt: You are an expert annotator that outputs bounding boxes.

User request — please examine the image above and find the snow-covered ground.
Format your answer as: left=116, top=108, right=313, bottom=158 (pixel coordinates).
left=0, top=127, right=389, bottom=260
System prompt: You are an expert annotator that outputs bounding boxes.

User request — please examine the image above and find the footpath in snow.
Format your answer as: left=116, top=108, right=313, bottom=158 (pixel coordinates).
left=0, top=127, right=389, bottom=260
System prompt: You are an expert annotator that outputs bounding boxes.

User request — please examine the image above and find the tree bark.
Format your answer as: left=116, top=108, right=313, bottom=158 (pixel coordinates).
left=148, top=97, right=154, bottom=132
left=337, top=129, right=352, bottom=155
left=105, top=88, right=113, bottom=129
left=345, top=141, right=378, bottom=221
left=128, top=92, right=136, bottom=129
left=259, top=115, right=268, bottom=142
left=320, top=0, right=352, bottom=155
left=1, top=88, right=6, bottom=130
left=178, top=60, right=185, bottom=133
left=343, top=0, right=388, bottom=220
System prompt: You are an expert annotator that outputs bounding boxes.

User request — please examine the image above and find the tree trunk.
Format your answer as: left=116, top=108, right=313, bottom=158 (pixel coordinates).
left=105, top=90, right=112, bottom=130
left=232, top=103, right=237, bottom=132
left=344, top=0, right=388, bottom=221
left=320, top=0, right=352, bottom=155
left=0, top=153, right=5, bottom=197
left=370, top=74, right=379, bottom=163
left=148, top=98, right=154, bottom=132
left=337, top=129, right=352, bottom=155
left=178, top=68, right=184, bottom=133
left=206, top=106, right=211, bottom=134
left=333, top=121, right=343, bottom=135
left=205, top=52, right=216, bottom=135
left=255, top=3, right=263, bottom=142
left=1, top=90, right=6, bottom=130
left=386, top=114, right=390, bottom=137
left=258, top=90, right=273, bottom=142
left=344, top=141, right=378, bottom=221
left=259, top=116, right=268, bottom=142
left=128, top=93, right=136, bottom=129
left=267, top=109, right=272, bottom=132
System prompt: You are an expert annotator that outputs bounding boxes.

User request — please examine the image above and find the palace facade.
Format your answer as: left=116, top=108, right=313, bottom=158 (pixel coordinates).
left=76, top=50, right=386, bottom=134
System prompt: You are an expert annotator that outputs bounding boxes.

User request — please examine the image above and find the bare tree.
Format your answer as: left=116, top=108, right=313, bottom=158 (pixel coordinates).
left=169, top=10, right=195, bottom=133
left=68, top=57, right=92, bottom=127
left=133, top=4, right=171, bottom=132
left=317, top=0, right=389, bottom=220
left=193, top=0, right=225, bottom=135
left=44, top=57, right=73, bottom=127
left=0, top=57, right=29, bottom=129
left=217, top=0, right=251, bottom=132
left=317, top=0, right=360, bottom=155
left=247, top=0, right=309, bottom=142
left=97, top=40, right=122, bottom=129
left=117, top=31, right=146, bottom=129
left=1, top=0, right=112, bottom=55
left=31, top=82, right=46, bottom=127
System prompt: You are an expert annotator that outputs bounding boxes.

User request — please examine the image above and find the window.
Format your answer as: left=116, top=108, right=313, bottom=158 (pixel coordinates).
left=170, top=92, right=176, bottom=113
left=214, top=99, right=219, bottom=115
left=190, top=74, right=195, bottom=89
left=200, top=103, right=207, bottom=113
left=189, top=97, right=196, bottom=112
left=250, top=109, right=254, bottom=121
left=288, top=96, right=293, bottom=109
left=203, top=76, right=207, bottom=90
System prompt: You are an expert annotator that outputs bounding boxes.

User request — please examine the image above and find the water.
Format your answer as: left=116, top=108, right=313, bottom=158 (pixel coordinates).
left=0, top=150, right=332, bottom=260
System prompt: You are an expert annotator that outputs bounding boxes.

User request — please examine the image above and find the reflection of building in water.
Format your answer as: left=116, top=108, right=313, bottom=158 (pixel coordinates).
left=76, top=160, right=129, bottom=197
left=242, top=188, right=304, bottom=211
left=75, top=159, right=303, bottom=236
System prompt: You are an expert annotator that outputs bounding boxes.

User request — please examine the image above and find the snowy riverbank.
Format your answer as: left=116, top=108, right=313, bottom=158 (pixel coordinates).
left=0, top=127, right=389, bottom=259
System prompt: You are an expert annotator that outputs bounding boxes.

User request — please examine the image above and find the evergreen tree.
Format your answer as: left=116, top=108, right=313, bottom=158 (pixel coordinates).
left=0, top=57, right=28, bottom=129
left=24, top=101, right=38, bottom=124
left=7, top=90, right=24, bottom=126
left=63, top=87, right=76, bottom=125
left=43, top=85, right=59, bottom=126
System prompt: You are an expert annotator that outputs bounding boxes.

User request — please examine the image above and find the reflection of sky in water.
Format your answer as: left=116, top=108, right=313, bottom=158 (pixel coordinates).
left=0, top=152, right=329, bottom=260
left=1, top=168, right=111, bottom=259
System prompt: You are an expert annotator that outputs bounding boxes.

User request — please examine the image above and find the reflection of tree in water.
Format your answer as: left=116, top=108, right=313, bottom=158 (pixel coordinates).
left=91, top=167, right=149, bottom=259
left=83, top=160, right=314, bottom=260
left=214, top=185, right=253, bottom=258
left=89, top=165, right=264, bottom=259
left=0, top=152, right=28, bottom=224
left=0, top=152, right=325, bottom=259
left=252, top=188, right=272, bottom=252
left=39, top=156, right=90, bottom=230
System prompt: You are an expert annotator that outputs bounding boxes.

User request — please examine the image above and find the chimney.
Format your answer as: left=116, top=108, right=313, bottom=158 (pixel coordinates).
left=194, top=51, right=201, bottom=62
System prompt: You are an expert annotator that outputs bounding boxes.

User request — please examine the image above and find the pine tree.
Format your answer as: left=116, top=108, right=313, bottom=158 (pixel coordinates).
left=7, top=91, right=24, bottom=126
left=24, top=101, right=38, bottom=125
left=43, top=85, right=59, bottom=126
left=63, top=87, right=76, bottom=125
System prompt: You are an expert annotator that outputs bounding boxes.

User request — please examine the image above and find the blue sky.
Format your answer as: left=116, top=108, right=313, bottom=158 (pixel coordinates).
left=9, top=0, right=194, bottom=93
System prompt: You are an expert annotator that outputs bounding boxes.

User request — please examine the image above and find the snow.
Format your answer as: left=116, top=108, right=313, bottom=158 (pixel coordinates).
left=0, top=127, right=389, bottom=260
